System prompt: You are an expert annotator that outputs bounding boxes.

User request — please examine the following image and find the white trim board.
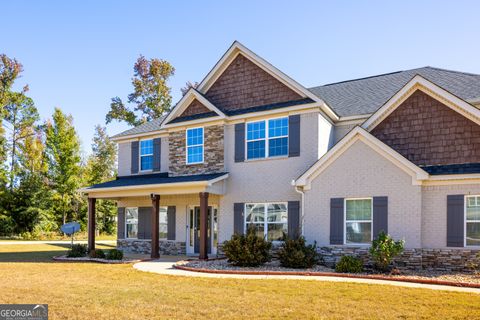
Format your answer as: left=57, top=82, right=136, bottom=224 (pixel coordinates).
left=362, top=75, right=480, bottom=131
left=295, top=126, right=429, bottom=189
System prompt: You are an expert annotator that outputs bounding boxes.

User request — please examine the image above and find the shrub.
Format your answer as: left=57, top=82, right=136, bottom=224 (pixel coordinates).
left=222, top=227, right=271, bottom=267
left=278, top=234, right=319, bottom=268
left=67, top=244, right=87, bottom=257
left=106, top=249, right=124, bottom=260
left=369, top=231, right=405, bottom=272
left=335, top=256, right=364, bottom=273
left=89, top=249, right=106, bottom=259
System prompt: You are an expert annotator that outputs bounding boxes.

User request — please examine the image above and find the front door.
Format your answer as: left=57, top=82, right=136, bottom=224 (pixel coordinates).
left=188, top=206, right=218, bottom=255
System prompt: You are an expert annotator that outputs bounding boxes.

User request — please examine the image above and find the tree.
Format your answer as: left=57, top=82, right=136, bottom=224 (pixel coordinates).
left=180, top=81, right=198, bottom=96
left=83, top=125, right=117, bottom=234
left=106, top=55, right=175, bottom=126
left=44, top=108, right=82, bottom=226
left=4, top=92, right=39, bottom=188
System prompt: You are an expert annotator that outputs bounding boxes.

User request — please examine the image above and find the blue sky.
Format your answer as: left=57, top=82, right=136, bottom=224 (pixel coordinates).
left=3, top=0, right=480, bottom=154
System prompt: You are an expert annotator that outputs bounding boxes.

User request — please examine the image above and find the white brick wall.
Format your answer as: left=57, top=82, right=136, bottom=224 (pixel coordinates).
left=303, top=140, right=423, bottom=248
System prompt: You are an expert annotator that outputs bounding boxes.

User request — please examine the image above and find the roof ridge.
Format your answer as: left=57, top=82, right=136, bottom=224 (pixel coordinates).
left=422, top=66, right=480, bottom=77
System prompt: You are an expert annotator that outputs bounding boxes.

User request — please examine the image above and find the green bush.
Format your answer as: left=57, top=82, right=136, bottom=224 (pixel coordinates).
left=89, top=249, right=106, bottom=259
left=106, top=249, right=124, bottom=260
left=369, top=231, right=405, bottom=271
left=335, top=256, right=364, bottom=273
left=67, top=244, right=87, bottom=257
left=278, top=234, right=319, bottom=268
left=222, top=227, right=272, bottom=267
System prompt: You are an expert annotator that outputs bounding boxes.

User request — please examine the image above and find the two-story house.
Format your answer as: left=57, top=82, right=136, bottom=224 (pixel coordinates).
left=82, top=41, right=480, bottom=269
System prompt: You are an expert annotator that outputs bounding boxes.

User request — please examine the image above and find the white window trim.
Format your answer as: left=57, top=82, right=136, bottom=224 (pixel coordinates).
left=344, top=197, right=373, bottom=246
left=465, top=195, right=480, bottom=247
left=125, top=207, right=139, bottom=239
left=186, top=127, right=204, bottom=165
left=245, top=116, right=289, bottom=160
left=244, top=202, right=288, bottom=242
left=139, top=139, right=154, bottom=172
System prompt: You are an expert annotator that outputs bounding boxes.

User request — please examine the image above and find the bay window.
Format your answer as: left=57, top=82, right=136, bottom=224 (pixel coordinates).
left=466, top=196, right=480, bottom=246
left=245, top=203, right=288, bottom=241
left=246, top=117, right=288, bottom=160
left=345, top=198, right=372, bottom=244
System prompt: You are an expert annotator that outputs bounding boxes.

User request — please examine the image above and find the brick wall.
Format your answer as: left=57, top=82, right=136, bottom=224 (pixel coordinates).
left=371, top=90, right=480, bottom=166
left=205, top=53, right=302, bottom=112
left=169, top=125, right=224, bottom=176
left=180, top=99, right=211, bottom=117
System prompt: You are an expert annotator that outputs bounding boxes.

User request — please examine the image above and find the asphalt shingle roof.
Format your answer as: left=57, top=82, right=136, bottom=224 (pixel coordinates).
left=421, top=163, right=480, bottom=175
left=309, top=67, right=480, bottom=117
left=111, top=115, right=166, bottom=139
left=85, top=172, right=228, bottom=189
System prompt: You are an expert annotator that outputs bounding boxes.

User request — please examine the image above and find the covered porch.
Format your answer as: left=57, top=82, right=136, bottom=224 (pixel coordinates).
left=80, top=172, right=228, bottom=260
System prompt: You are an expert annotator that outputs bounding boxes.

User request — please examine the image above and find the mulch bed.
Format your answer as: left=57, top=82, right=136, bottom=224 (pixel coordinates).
left=52, top=255, right=151, bottom=264
left=174, top=259, right=480, bottom=289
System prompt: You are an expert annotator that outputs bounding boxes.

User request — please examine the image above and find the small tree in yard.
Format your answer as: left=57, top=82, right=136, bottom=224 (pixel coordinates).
left=222, top=227, right=271, bottom=267
left=369, top=231, right=405, bottom=272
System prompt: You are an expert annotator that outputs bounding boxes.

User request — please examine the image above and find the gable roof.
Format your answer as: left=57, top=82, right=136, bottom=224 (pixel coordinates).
left=110, top=115, right=166, bottom=140
left=362, top=75, right=480, bottom=131
left=309, top=66, right=480, bottom=117
left=295, top=126, right=429, bottom=189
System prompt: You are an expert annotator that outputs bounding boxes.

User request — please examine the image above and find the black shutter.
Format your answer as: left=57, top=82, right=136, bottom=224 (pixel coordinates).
left=288, top=201, right=301, bottom=239
left=234, top=203, right=245, bottom=234
left=234, top=123, right=245, bottom=162
left=373, top=197, right=388, bottom=238
left=167, top=206, right=176, bottom=241
left=131, top=141, right=139, bottom=174
left=117, top=207, right=125, bottom=239
left=447, top=195, right=465, bottom=247
left=288, top=114, right=300, bottom=157
left=153, top=138, right=161, bottom=172
left=330, top=198, right=344, bottom=244
left=138, top=207, right=152, bottom=239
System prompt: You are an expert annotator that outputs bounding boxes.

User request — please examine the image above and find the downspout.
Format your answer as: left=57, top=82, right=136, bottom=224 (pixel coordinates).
left=293, top=181, right=305, bottom=237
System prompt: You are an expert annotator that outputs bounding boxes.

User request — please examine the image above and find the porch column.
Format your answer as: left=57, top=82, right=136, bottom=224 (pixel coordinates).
left=199, top=192, right=209, bottom=260
left=87, top=197, right=96, bottom=253
left=151, top=194, right=160, bottom=259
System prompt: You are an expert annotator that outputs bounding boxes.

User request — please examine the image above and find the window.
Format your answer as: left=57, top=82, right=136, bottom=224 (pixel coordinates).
left=466, top=196, right=480, bottom=246
left=345, top=198, right=372, bottom=244
left=159, top=207, right=168, bottom=239
left=246, top=117, right=288, bottom=160
left=186, top=127, right=204, bottom=164
left=245, top=203, right=287, bottom=241
left=125, top=208, right=138, bottom=239
left=140, top=139, right=153, bottom=171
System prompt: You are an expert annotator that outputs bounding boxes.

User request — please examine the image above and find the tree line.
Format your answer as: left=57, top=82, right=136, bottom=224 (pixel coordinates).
left=0, top=53, right=189, bottom=239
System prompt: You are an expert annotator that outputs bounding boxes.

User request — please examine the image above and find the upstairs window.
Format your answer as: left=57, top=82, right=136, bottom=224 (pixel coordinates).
left=140, top=139, right=153, bottom=171
left=186, top=127, right=204, bottom=164
left=246, top=117, right=288, bottom=160
left=466, top=196, right=480, bottom=246
left=345, top=198, right=372, bottom=244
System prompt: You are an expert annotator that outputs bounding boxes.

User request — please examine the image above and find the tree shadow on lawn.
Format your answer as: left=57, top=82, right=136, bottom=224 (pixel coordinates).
left=0, top=243, right=116, bottom=263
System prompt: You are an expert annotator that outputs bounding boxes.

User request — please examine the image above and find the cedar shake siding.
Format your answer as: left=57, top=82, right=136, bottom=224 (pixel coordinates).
left=168, top=125, right=224, bottom=176
left=180, top=99, right=212, bottom=117
left=371, top=90, right=480, bottom=166
left=205, top=54, right=302, bottom=112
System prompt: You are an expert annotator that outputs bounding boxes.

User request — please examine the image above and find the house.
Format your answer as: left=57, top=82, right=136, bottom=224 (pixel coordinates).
left=81, top=41, right=480, bottom=269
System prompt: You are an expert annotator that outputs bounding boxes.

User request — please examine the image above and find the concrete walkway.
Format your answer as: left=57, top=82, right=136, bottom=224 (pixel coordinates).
left=133, top=258, right=480, bottom=294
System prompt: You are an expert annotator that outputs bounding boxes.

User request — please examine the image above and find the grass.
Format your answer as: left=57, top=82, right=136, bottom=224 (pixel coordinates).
left=0, top=244, right=479, bottom=319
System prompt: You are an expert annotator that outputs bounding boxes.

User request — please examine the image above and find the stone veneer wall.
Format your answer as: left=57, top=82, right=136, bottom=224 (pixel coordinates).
left=169, top=125, right=224, bottom=176
left=117, top=239, right=186, bottom=255
left=318, top=246, right=480, bottom=272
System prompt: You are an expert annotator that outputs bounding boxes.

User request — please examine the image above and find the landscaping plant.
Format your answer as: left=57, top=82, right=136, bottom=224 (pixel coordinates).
left=369, top=231, right=405, bottom=272
left=335, top=256, right=364, bottom=273
left=67, top=244, right=87, bottom=257
left=278, top=234, right=319, bottom=268
left=106, top=249, right=124, bottom=260
left=222, top=227, right=271, bottom=267
left=88, top=249, right=106, bottom=259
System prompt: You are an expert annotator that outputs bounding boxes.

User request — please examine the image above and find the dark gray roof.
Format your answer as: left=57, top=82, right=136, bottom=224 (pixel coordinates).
left=84, top=172, right=228, bottom=190
left=421, top=163, right=480, bottom=175
left=111, top=115, right=166, bottom=139
left=309, top=67, right=480, bottom=117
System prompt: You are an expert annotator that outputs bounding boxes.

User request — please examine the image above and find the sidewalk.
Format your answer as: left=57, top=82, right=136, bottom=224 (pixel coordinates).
left=133, top=258, right=480, bottom=294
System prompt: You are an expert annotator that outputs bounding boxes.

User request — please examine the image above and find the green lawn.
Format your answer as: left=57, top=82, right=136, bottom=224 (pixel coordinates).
left=0, top=244, right=479, bottom=319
